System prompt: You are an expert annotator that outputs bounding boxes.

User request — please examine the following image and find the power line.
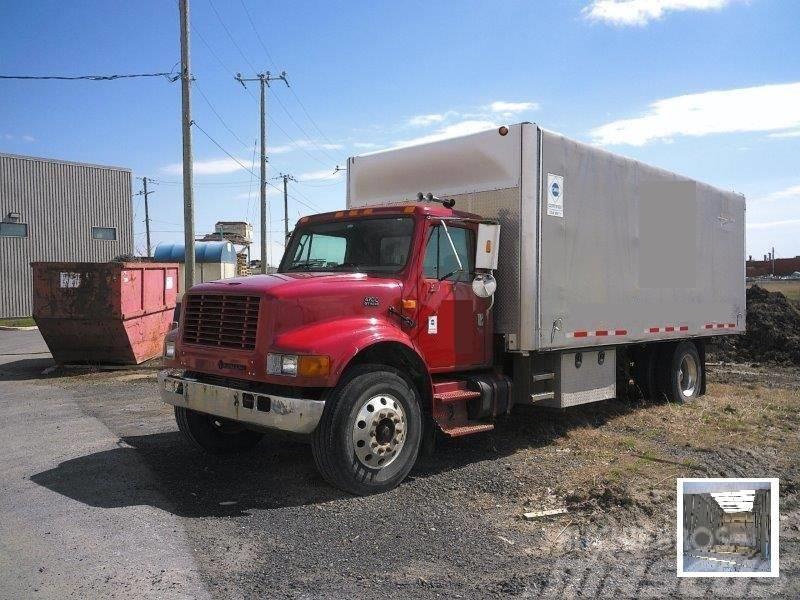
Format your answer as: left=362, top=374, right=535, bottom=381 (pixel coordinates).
left=207, top=0, right=259, bottom=74
left=193, top=79, right=251, bottom=149
left=0, top=71, right=180, bottom=82
left=237, top=0, right=340, bottom=151
left=192, top=119, right=323, bottom=213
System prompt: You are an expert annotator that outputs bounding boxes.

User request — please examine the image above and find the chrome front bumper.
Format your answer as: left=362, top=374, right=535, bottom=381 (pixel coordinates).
left=158, top=370, right=325, bottom=434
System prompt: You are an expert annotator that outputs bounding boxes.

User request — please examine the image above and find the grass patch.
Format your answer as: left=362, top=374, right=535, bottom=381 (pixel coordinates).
left=0, top=317, right=35, bottom=327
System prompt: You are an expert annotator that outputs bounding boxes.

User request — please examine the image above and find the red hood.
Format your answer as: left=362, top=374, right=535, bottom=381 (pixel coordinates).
left=184, top=273, right=403, bottom=352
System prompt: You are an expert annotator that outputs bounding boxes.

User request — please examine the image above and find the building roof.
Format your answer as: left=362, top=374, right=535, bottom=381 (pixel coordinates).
left=0, top=152, right=131, bottom=172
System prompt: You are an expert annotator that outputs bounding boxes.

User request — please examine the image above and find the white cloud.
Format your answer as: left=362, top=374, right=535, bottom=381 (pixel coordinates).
left=590, top=82, right=800, bottom=146
left=583, top=0, right=735, bottom=26
left=270, top=139, right=344, bottom=155
left=353, top=142, right=380, bottom=149
left=753, top=184, right=800, bottom=204
left=768, top=129, right=800, bottom=138
left=3, top=133, right=37, bottom=142
left=408, top=113, right=448, bottom=127
left=392, top=120, right=498, bottom=149
left=747, top=219, right=800, bottom=230
left=487, top=101, right=539, bottom=116
left=299, top=168, right=339, bottom=182
left=161, top=157, right=249, bottom=176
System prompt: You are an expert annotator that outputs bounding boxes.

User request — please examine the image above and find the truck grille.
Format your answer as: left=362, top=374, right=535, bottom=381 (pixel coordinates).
left=182, top=294, right=261, bottom=350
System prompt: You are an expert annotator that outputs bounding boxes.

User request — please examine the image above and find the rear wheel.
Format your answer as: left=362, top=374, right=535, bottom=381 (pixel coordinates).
left=312, top=365, right=422, bottom=495
left=660, top=341, right=702, bottom=403
left=174, top=406, right=264, bottom=454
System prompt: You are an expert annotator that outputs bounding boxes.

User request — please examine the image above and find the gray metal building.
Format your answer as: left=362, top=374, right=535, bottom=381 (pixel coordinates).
left=0, top=153, right=134, bottom=318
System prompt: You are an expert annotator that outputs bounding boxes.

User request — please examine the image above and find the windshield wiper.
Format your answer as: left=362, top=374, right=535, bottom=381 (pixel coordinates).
left=332, top=262, right=362, bottom=270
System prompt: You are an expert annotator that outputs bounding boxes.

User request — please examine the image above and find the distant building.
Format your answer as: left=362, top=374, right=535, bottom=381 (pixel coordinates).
left=0, top=153, right=133, bottom=317
left=746, top=254, right=800, bottom=278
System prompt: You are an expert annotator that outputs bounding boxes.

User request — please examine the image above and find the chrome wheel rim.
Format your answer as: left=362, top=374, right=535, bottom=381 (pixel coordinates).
left=678, top=354, right=699, bottom=398
left=352, top=393, right=406, bottom=469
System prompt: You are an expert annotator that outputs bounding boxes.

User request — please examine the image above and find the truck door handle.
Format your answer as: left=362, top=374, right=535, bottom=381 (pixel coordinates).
left=388, top=306, right=415, bottom=327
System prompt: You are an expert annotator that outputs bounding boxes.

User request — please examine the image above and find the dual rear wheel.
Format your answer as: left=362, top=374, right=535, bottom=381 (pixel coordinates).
left=633, top=340, right=703, bottom=403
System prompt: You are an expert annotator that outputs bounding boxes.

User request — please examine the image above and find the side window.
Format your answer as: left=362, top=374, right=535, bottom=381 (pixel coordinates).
left=422, top=225, right=474, bottom=281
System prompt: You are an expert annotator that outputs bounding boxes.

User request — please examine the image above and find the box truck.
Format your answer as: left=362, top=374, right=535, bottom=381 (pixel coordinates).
left=159, top=123, right=745, bottom=495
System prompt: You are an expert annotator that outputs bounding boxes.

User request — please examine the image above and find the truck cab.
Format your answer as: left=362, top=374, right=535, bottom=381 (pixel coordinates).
left=160, top=201, right=504, bottom=495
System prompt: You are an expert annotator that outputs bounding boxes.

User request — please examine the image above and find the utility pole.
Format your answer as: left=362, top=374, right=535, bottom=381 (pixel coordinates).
left=137, top=177, right=154, bottom=257
left=178, top=0, right=195, bottom=292
left=274, top=173, right=297, bottom=242
left=235, top=70, right=288, bottom=273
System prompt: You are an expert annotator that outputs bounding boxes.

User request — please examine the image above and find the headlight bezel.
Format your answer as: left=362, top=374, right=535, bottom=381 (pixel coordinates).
left=164, top=340, right=176, bottom=359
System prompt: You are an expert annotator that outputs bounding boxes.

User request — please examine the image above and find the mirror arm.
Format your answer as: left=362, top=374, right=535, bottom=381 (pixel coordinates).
left=439, top=220, right=463, bottom=274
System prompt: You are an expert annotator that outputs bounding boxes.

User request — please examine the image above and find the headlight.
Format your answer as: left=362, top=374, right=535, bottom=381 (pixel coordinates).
left=281, top=354, right=298, bottom=376
left=164, top=340, right=176, bottom=359
left=267, top=353, right=330, bottom=377
left=267, top=352, right=298, bottom=376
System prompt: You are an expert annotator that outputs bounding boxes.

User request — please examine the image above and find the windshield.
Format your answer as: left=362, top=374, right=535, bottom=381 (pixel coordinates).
left=280, top=217, right=414, bottom=274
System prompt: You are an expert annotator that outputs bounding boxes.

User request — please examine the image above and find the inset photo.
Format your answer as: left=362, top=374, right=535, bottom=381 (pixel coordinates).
left=678, top=478, right=779, bottom=577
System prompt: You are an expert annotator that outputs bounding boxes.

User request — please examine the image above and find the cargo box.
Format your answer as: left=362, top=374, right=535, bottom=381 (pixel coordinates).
left=347, top=122, right=745, bottom=352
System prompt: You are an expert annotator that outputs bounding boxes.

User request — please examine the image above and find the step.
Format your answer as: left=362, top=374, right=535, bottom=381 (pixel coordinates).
left=441, top=421, right=495, bottom=437
left=530, top=391, right=555, bottom=402
left=434, top=389, right=482, bottom=404
left=532, top=371, right=555, bottom=382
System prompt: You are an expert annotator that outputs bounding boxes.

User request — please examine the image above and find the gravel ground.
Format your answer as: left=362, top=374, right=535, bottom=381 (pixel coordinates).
left=1, top=330, right=798, bottom=599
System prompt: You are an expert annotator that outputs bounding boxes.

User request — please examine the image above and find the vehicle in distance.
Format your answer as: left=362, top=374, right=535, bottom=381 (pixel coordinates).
left=159, top=123, right=745, bottom=495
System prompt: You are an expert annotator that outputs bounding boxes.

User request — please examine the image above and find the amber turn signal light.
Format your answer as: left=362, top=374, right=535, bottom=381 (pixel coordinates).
left=298, top=355, right=331, bottom=377
left=402, top=299, right=417, bottom=310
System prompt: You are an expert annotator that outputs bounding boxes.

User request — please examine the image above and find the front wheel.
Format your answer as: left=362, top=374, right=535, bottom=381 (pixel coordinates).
left=174, top=406, right=264, bottom=454
left=311, top=365, right=422, bottom=495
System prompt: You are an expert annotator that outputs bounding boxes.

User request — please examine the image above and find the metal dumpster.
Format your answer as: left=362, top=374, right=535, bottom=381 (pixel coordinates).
left=31, top=261, right=179, bottom=364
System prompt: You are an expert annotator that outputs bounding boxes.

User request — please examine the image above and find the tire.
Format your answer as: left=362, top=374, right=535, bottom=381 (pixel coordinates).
left=659, top=341, right=702, bottom=404
left=311, top=364, right=422, bottom=495
left=174, top=406, right=264, bottom=454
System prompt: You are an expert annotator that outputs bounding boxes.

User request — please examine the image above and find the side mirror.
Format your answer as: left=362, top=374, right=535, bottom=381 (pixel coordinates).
left=472, top=273, right=497, bottom=298
left=476, top=223, right=500, bottom=270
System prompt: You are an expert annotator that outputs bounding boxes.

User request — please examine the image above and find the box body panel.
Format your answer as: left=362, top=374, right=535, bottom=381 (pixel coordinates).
left=347, top=123, right=746, bottom=353
left=536, top=129, right=745, bottom=350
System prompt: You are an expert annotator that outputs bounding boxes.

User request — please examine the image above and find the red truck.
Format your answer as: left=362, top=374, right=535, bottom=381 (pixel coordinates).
left=160, top=124, right=744, bottom=495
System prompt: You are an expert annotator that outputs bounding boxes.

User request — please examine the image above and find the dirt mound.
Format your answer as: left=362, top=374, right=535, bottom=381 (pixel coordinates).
left=711, top=285, right=800, bottom=365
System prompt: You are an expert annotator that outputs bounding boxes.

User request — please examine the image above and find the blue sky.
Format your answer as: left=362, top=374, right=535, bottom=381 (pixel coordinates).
left=1, top=0, right=799, bottom=264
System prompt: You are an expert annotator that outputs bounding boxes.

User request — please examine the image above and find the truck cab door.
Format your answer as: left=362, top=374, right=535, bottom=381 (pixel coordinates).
left=413, top=223, right=488, bottom=371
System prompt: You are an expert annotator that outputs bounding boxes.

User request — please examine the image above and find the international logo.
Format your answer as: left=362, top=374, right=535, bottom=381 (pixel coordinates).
left=551, top=181, right=560, bottom=198
left=218, top=359, right=246, bottom=371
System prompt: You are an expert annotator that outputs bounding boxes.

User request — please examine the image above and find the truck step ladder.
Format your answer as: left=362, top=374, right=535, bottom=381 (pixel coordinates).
left=432, top=381, right=494, bottom=437
left=529, top=370, right=556, bottom=404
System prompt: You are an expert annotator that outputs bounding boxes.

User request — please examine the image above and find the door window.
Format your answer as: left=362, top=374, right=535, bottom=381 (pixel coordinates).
left=423, top=225, right=473, bottom=282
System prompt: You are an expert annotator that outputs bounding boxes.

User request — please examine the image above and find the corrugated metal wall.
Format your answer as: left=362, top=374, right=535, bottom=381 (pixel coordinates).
left=0, top=153, right=134, bottom=317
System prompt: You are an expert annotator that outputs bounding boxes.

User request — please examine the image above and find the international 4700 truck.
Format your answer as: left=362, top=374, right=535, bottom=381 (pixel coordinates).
left=159, top=123, right=745, bottom=495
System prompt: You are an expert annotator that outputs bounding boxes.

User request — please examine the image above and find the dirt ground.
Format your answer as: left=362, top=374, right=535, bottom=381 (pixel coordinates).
left=1, top=330, right=798, bottom=599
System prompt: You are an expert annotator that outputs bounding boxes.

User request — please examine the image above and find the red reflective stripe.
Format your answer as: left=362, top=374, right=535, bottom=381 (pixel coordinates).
left=615, top=329, right=627, bottom=336
left=716, top=323, right=725, bottom=329
left=665, top=326, right=675, bottom=332
left=573, top=331, right=588, bottom=338
left=704, top=324, right=714, bottom=329
left=679, top=325, right=689, bottom=331
left=728, top=323, right=736, bottom=328
left=648, top=327, right=660, bottom=333
left=595, top=330, right=609, bottom=336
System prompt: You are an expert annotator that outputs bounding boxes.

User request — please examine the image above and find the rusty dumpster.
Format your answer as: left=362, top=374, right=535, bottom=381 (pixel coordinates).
left=31, top=261, right=179, bottom=364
